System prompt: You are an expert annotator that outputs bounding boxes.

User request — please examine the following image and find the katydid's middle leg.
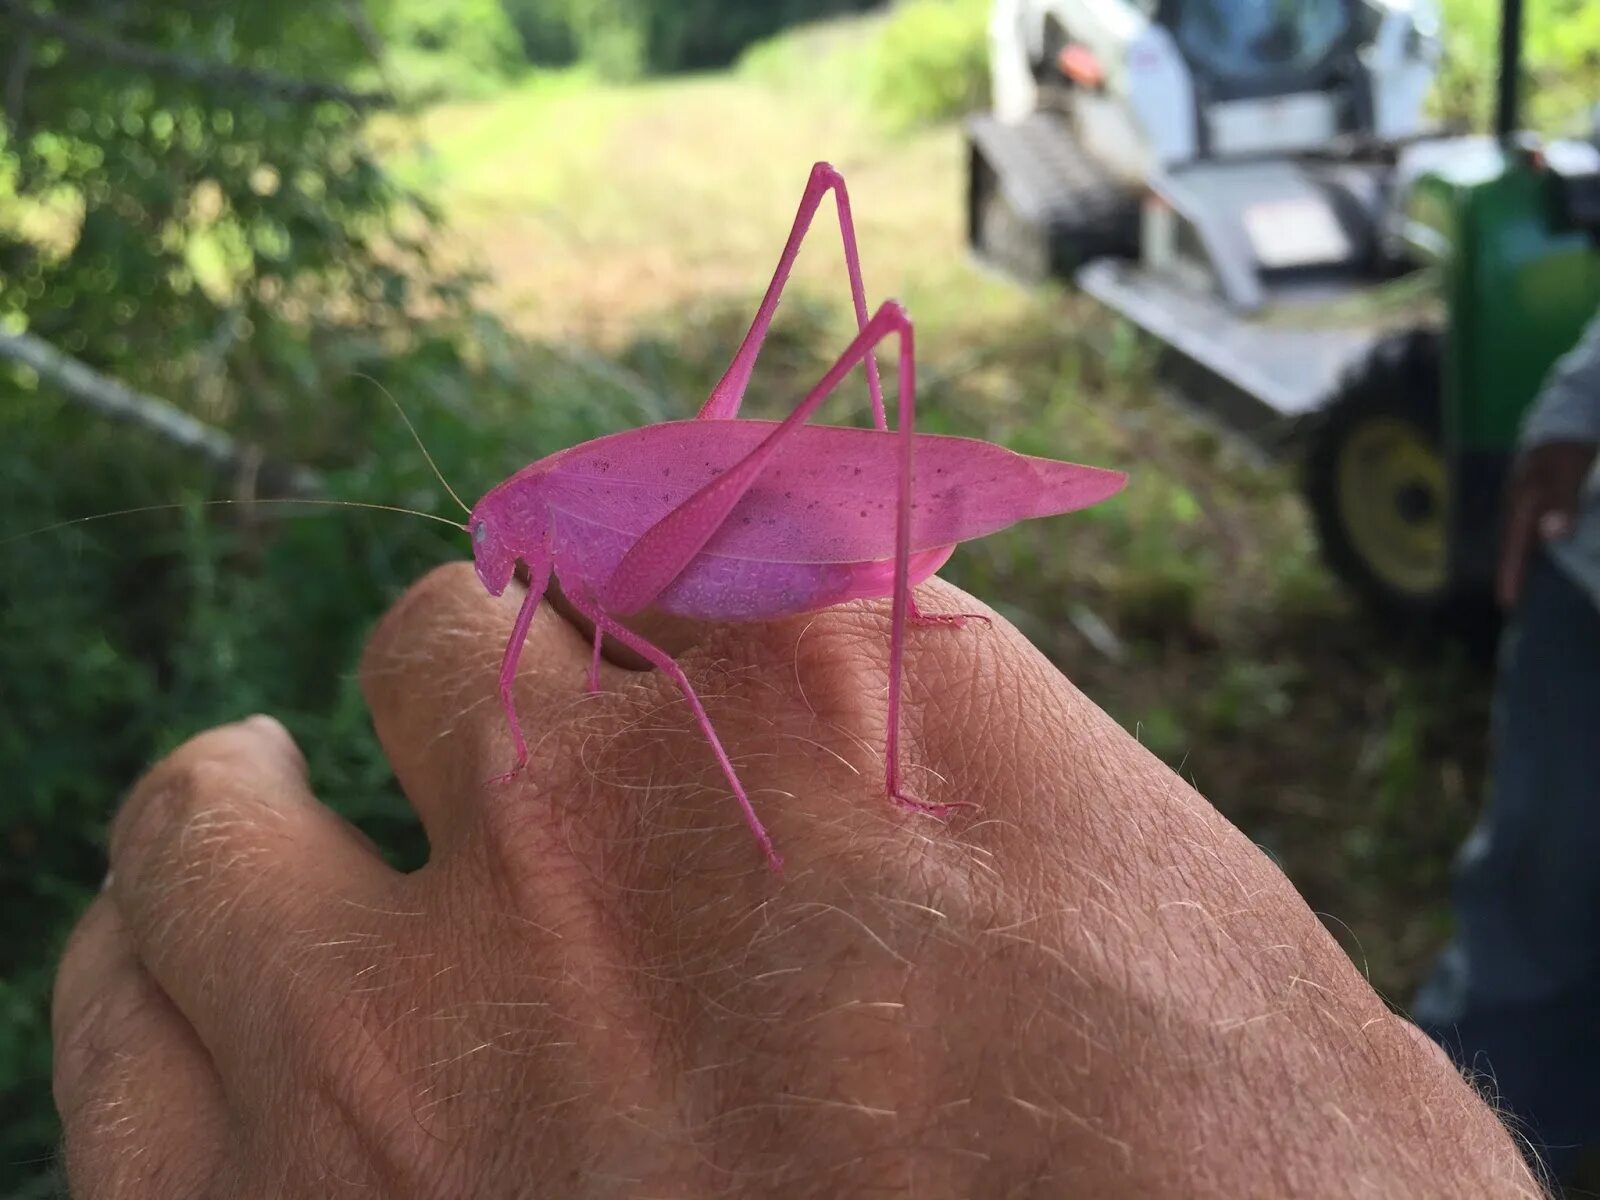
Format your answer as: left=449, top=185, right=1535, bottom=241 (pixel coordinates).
left=588, top=627, right=604, bottom=694
left=565, top=589, right=784, bottom=873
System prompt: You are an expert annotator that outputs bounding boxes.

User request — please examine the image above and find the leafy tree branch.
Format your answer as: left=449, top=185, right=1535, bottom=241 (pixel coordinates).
left=0, top=0, right=394, bottom=108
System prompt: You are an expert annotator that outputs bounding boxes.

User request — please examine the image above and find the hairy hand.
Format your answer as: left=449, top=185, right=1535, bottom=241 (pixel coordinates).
left=54, top=567, right=1539, bottom=1198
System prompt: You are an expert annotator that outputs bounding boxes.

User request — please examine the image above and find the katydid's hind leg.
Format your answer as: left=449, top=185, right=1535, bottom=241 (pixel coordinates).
left=487, top=567, right=552, bottom=785
left=566, top=592, right=784, bottom=873
left=875, top=307, right=982, bottom=820
left=698, top=162, right=886, bottom=430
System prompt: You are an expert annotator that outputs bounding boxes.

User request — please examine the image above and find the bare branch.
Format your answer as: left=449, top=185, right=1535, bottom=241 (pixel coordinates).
left=0, top=327, right=318, bottom=493
left=3, top=29, right=31, bottom=135
left=341, top=0, right=389, bottom=70
left=0, top=1, right=394, bottom=109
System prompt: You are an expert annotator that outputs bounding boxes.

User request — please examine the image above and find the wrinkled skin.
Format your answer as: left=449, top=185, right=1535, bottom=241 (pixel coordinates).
left=53, top=567, right=1542, bottom=1198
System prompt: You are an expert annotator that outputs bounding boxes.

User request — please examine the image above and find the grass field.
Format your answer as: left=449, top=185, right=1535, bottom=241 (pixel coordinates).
left=379, top=17, right=1492, bottom=1003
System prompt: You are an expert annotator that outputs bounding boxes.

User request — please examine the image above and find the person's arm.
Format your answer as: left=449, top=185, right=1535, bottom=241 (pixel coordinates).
left=1499, top=311, right=1600, bottom=607
left=1522, top=311, right=1600, bottom=448
left=53, top=568, right=1544, bottom=1197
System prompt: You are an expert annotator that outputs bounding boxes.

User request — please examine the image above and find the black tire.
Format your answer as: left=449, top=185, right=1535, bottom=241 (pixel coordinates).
left=967, top=117, right=1139, bottom=284
left=1302, top=330, right=1475, bottom=619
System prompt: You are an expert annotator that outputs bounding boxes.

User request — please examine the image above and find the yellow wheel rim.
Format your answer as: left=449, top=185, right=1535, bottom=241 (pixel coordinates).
left=1335, top=416, right=1450, bottom=598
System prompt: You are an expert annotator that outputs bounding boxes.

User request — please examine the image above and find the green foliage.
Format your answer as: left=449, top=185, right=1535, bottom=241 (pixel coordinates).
left=1, top=1, right=450, bottom=411
left=381, top=0, right=525, bottom=99
left=0, top=0, right=641, bottom=1187
left=1434, top=0, right=1600, bottom=131
left=565, top=0, right=653, bottom=80
left=501, top=0, right=881, bottom=80
left=868, top=0, right=989, bottom=130
left=500, top=0, right=580, bottom=66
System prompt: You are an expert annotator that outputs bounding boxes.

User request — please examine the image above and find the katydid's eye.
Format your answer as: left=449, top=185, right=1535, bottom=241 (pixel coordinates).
left=472, top=521, right=486, bottom=544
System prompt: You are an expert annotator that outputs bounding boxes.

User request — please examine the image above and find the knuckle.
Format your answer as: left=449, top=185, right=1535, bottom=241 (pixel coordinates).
left=112, top=757, right=227, bottom=868
left=113, top=727, right=266, bottom=858
left=363, top=562, right=479, bottom=673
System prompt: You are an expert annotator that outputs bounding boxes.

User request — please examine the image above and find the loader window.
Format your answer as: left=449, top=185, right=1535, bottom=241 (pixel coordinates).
left=1173, top=0, right=1351, bottom=89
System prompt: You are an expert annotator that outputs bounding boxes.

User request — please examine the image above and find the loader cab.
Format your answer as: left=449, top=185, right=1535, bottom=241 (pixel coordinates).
left=1160, top=0, right=1376, bottom=156
left=1030, top=0, right=1434, bottom=173
left=1160, top=0, right=1366, bottom=100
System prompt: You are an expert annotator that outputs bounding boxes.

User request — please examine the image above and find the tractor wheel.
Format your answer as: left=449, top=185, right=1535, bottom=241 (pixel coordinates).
left=968, top=117, right=1139, bottom=284
left=1302, top=330, right=1467, bottom=619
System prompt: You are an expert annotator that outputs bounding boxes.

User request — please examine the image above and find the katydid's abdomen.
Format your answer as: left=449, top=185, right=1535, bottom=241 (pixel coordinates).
left=542, top=420, right=1121, bottom=568
left=537, top=419, right=1117, bottom=620
left=551, top=513, right=955, bottom=621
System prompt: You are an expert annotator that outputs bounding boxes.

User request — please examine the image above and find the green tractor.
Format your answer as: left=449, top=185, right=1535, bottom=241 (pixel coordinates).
left=968, top=0, right=1600, bottom=619
left=1306, top=115, right=1600, bottom=618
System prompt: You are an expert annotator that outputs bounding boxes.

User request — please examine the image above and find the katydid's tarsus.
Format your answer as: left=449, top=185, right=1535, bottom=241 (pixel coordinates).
left=468, top=162, right=1126, bottom=872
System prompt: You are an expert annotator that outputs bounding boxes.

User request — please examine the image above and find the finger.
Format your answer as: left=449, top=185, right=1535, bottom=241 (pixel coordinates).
left=1496, top=491, right=1538, bottom=610
left=107, top=716, right=391, bottom=1066
left=53, top=896, right=227, bottom=1199
left=360, top=562, right=596, bottom=852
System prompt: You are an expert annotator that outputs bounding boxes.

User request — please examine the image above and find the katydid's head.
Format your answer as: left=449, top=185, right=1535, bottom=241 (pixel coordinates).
left=467, top=479, right=551, bottom=597
left=468, top=502, right=516, bottom=597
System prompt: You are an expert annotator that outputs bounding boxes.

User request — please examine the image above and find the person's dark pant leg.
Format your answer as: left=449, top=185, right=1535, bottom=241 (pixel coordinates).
left=1412, top=551, right=1600, bottom=1179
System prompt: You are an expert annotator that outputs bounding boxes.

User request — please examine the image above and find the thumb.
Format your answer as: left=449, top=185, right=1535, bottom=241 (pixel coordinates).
left=1497, top=493, right=1537, bottom=610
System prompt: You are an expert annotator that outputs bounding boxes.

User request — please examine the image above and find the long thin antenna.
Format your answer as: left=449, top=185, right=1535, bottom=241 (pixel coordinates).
left=349, top=371, right=472, bottom=515
left=2, top=498, right=469, bottom=547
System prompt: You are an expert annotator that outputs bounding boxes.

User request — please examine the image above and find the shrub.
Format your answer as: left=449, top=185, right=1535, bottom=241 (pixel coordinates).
left=0, top=0, right=630, bottom=1187
left=500, top=0, right=581, bottom=66
left=1433, top=0, right=1600, bottom=131
left=515, top=0, right=883, bottom=80
left=383, top=0, right=527, bottom=100
left=869, top=0, right=989, bottom=131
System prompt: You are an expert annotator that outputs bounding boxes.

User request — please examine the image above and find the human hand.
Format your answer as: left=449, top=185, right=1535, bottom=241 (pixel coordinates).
left=1497, top=439, right=1598, bottom=609
left=54, top=566, right=1539, bottom=1197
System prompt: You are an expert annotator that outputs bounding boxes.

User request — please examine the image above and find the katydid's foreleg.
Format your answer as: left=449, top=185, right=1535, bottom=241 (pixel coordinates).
left=488, top=557, right=555, bottom=784
left=698, top=161, right=887, bottom=431
left=907, top=594, right=991, bottom=629
left=565, top=590, right=784, bottom=873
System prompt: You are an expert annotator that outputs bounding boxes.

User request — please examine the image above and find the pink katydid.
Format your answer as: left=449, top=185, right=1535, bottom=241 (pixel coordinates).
left=466, top=162, right=1126, bottom=873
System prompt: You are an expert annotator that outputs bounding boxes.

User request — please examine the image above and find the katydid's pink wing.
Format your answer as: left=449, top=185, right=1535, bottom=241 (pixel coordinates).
left=541, top=420, right=1125, bottom=565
